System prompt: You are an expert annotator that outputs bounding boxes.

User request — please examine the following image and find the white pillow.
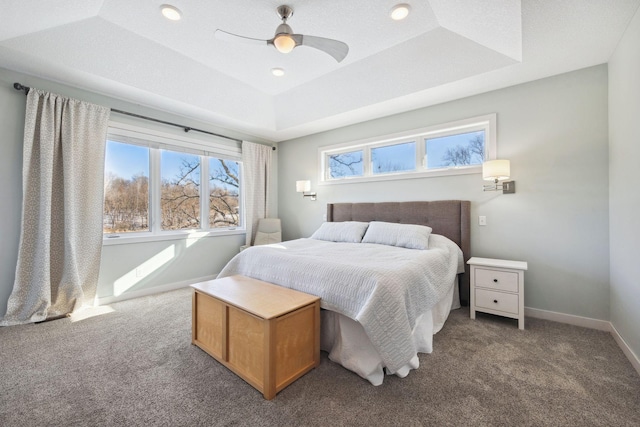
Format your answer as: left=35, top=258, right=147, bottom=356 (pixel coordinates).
left=310, top=221, right=369, bottom=243
left=361, top=221, right=432, bottom=250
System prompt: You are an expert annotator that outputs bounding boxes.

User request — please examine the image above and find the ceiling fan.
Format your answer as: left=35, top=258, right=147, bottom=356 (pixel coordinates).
left=215, top=5, right=349, bottom=63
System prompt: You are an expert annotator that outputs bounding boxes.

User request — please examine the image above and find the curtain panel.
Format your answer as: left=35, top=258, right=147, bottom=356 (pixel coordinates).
left=241, top=141, right=273, bottom=246
left=0, top=89, right=110, bottom=326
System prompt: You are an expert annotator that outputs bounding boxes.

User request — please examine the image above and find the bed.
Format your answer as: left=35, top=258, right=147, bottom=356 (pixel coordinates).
left=218, top=200, right=471, bottom=385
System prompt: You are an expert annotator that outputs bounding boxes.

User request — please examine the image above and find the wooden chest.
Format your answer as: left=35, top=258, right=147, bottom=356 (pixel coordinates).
left=191, top=275, right=321, bottom=399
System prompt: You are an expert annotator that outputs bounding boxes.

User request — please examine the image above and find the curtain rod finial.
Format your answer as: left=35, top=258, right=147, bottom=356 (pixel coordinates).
left=13, top=82, right=30, bottom=94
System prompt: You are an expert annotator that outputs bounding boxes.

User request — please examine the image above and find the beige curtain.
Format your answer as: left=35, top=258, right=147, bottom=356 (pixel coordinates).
left=242, top=141, right=273, bottom=246
left=0, top=89, right=110, bottom=326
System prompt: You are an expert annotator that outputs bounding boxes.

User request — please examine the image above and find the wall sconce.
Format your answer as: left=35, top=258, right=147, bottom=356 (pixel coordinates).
left=482, top=159, right=515, bottom=194
left=296, top=180, right=317, bottom=201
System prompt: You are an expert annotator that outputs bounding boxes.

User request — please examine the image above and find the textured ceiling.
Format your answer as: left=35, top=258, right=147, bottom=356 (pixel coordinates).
left=0, top=0, right=638, bottom=141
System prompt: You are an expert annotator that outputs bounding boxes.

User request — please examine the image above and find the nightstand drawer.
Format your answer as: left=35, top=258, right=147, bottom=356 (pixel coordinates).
left=475, top=289, right=519, bottom=315
left=475, top=268, right=519, bottom=292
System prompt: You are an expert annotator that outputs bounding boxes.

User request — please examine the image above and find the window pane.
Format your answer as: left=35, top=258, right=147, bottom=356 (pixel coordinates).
left=103, top=140, right=150, bottom=233
left=328, top=150, right=363, bottom=178
left=209, top=158, right=240, bottom=228
left=161, top=150, right=200, bottom=230
left=425, top=130, right=485, bottom=169
left=372, top=141, right=416, bottom=174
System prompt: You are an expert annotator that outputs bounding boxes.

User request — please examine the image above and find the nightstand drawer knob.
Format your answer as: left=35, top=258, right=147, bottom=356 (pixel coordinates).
left=493, top=279, right=498, bottom=283
left=493, top=299, right=498, bottom=303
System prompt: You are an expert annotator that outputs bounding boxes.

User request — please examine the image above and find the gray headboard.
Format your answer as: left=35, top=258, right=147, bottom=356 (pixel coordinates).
left=327, top=200, right=471, bottom=306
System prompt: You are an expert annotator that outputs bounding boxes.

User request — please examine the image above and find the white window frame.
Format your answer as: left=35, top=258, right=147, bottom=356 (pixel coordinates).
left=103, top=122, right=244, bottom=245
left=318, top=114, right=496, bottom=185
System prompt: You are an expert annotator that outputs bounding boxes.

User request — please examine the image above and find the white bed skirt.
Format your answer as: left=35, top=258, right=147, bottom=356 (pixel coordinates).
left=320, top=278, right=461, bottom=385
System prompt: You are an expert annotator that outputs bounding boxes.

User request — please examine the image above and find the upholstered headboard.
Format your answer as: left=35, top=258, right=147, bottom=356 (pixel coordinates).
left=327, top=200, right=471, bottom=306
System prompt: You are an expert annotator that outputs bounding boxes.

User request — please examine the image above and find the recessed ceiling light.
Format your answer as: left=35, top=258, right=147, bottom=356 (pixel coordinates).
left=271, top=68, right=285, bottom=77
left=390, top=4, right=411, bottom=21
left=161, top=4, right=182, bottom=21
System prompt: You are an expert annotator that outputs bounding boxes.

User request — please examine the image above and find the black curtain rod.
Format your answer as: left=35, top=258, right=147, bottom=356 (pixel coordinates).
left=13, top=82, right=275, bottom=149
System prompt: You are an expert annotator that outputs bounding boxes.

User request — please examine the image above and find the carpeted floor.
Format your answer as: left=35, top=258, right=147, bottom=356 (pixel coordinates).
left=1, top=288, right=639, bottom=426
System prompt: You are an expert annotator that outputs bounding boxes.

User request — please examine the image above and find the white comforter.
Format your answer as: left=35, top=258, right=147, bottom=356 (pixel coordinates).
left=217, top=234, right=464, bottom=373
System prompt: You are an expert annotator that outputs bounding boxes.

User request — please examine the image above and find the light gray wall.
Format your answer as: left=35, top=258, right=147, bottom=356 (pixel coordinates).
left=0, top=73, right=24, bottom=315
left=0, top=67, right=276, bottom=313
left=278, top=65, right=610, bottom=320
left=97, top=235, right=243, bottom=299
left=609, top=8, right=640, bottom=359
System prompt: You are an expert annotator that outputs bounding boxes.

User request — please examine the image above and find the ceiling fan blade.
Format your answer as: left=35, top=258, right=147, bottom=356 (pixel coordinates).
left=298, top=35, right=349, bottom=62
left=215, top=29, right=268, bottom=46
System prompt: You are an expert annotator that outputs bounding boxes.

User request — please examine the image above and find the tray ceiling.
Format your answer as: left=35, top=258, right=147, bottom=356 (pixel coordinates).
left=0, top=0, right=638, bottom=141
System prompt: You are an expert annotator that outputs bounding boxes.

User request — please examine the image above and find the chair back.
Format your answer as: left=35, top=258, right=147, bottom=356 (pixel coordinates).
left=253, top=218, right=282, bottom=245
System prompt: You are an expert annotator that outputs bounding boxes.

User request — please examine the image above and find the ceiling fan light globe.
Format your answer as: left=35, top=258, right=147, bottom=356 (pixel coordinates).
left=274, top=35, right=296, bottom=53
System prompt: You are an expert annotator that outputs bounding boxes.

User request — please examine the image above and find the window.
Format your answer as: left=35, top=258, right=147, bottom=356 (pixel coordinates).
left=103, top=122, right=243, bottom=241
left=104, top=141, right=150, bottom=233
left=319, top=114, right=496, bottom=183
left=209, top=157, right=240, bottom=228
left=160, top=150, right=201, bottom=230
left=425, top=130, right=485, bottom=168
left=328, top=150, right=364, bottom=178
left=372, top=140, right=416, bottom=175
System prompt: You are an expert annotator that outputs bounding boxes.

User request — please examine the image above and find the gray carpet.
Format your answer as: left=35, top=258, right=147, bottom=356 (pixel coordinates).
left=1, top=288, right=639, bottom=427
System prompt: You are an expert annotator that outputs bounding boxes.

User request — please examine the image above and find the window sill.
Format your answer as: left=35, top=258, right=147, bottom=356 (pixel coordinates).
left=102, top=228, right=246, bottom=246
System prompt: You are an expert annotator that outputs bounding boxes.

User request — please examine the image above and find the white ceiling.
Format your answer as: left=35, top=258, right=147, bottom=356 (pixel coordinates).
left=0, top=0, right=638, bottom=142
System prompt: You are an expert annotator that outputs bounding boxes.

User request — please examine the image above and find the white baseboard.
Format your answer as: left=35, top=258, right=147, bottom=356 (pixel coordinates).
left=524, top=306, right=611, bottom=331
left=525, top=306, right=640, bottom=376
left=96, top=274, right=217, bottom=305
left=610, top=323, right=640, bottom=376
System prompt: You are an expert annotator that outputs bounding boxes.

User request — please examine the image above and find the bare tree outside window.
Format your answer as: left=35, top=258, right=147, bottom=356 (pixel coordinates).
left=467, top=134, right=485, bottom=163
left=104, top=172, right=150, bottom=233
left=329, top=151, right=364, bottom=178
left=441, top=145, right=472, bottom=166
left=161, top=154, right=201, bottom=230
left=103, top=141, right=150, bottom=233
left=104, top=139, right=242, bottom=234
left=209, top=158, right=240, bottom=228
left=426, top=131, right=485, bottom=168
left=321, top=115, right=494, bottom=181
left=372, top=141, right=416, bottom=174
left=159, top=155, right=240, bottom=230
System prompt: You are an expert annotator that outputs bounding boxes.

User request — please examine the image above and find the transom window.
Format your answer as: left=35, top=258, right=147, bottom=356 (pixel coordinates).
left=319, top=114, right=496, bottom=183
left=103, top=122, right=243, bottom=241
left=425, top=130, right=485, bottom=169
left=372, top=141, right=416, bottom=175
left=328, top=150, right=363, bottom=178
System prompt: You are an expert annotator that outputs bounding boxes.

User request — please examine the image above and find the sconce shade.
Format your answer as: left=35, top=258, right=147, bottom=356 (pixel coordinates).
left=296, top=180, right=311, bottom=192
left=482, top=160, right=510, bottom=181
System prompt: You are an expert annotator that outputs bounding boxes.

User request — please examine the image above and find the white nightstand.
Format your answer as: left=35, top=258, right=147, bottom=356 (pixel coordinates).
left=467, top=257, right=528, bottom=330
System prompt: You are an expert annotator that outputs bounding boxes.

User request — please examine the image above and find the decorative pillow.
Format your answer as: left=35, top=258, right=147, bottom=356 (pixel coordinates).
left=310, top=221, right=369, bottom=243
left=361, top=221, right=432, bottom=250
